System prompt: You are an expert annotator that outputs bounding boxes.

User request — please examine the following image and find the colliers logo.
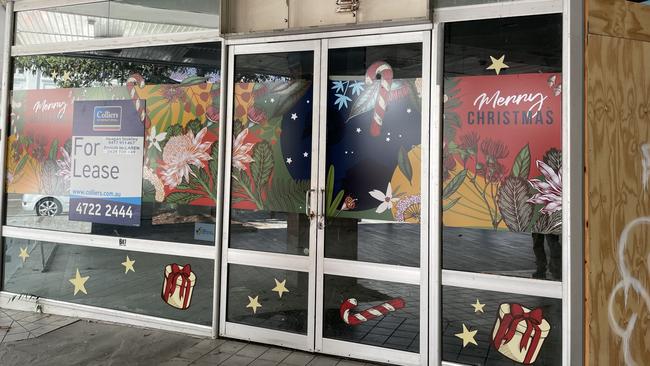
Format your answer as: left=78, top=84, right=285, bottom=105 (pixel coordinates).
left=93, top=106, right=122, bottom=131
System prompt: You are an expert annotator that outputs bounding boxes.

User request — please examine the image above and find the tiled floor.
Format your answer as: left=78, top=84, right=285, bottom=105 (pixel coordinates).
left=0, top=307, right=381, bottom=366
left=0, top=307, right=77, bottom=343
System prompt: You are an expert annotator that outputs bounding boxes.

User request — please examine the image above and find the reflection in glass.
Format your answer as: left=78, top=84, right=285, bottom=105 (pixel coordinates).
left=324, top=43, right=423, bottom=267
left=323, top=275, right=420, bottom=353
left=14, top=1, right=219, bottom=46
left=228, top=51, right=314, bottom=256
left=227, top=264, right=309, bottom=334
left=6, top=43, right=222, bottom=246
left=3, top=238, right=213, bottom=325
left=441, top=14, right=563, bottom=281
left=442, top=286, right=562, bottom=365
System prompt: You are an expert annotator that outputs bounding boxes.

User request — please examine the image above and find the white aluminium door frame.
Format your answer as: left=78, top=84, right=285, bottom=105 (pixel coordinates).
left=219, top=39, right=321, bottom=352
left=315, top=31, right=430, bottom=366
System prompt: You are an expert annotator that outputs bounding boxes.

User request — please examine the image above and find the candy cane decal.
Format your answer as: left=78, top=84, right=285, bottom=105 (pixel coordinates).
left=340, top=297, right=405, bottom=326
left=365, top=61, right=394, bottom=137
left=126, top=73, right=148, bottom=126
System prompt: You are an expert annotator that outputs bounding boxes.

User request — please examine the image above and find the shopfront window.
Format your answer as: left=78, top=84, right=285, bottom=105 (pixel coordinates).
left=442, top=14, right=563, bottom=281
left=14, top=1, right=219, bottom=46
left=441, top=14, right=564, bottom=365
left=3, top=238, right=213, bottom=325
left=5, top=42, right=222, bottom=246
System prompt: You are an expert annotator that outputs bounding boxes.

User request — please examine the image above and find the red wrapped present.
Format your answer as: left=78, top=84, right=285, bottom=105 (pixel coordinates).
left=161, top=263, right=196, bottom=310
left=491, top=303, right=551, bottom=364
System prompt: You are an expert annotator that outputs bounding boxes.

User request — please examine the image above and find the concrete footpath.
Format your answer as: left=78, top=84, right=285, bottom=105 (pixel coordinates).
left=0, top=308, right=380, bottom=366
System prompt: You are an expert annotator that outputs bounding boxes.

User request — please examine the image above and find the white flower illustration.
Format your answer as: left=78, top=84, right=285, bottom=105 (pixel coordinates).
left=160, top=127, right=213, bottom=189
left=232, top=128, right=254, bottom=171
left=527, top=160, right=562, bottom=214
left=369, top=183, right=398, bottom=214
left=147, top=126, right=168, bottom=152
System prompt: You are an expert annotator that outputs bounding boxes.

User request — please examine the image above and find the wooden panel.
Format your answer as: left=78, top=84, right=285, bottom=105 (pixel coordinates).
left=589, top=0, right=650, bottom=41
left=586, top=34, right=650, bottom=365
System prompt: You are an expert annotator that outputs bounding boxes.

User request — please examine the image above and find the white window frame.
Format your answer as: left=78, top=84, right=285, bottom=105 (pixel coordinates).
left=0, top=0, right=228, bottom=337
left=431, top=0, right=583, bottom=365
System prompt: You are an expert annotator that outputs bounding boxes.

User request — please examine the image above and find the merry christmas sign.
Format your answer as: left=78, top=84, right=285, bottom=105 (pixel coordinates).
left=442, top=73, right=563, bottom=234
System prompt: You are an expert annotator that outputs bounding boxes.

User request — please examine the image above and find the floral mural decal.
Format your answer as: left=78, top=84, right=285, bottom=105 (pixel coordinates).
left=7, top=74, right=221, bottom=210
left=442, top=73, right=563, bottom=234
left=230, top=80, right=312, bottom=213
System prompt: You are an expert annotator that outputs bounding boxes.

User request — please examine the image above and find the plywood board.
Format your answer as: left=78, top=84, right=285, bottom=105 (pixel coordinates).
left=586, top=33, right=650, bottom=365
left=589, top=0, right=650, bottom=42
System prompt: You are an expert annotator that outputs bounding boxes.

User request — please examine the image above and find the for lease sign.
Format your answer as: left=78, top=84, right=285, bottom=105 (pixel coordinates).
left=69, top=100, right=145, bottom=226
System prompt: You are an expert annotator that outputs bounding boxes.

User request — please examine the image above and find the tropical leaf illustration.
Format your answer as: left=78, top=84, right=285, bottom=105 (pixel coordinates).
left=497, top=176, right=533, bottom=232
left=533, top=210, right=562, bottom=234
left=165, top=192, right=204, bottom=204
left=48, top=139, right=59, bottom=161
left=511, top=144, right=531, bottom=178
left=326, top=165, right=345, bottom=217
left=345, top=82, right=380, bottom=122
left=442, top=169, right=467, bottom=199
left=250, top=141, right=274, bottom=195
left=442, top=197, right=461, bottom=211
left=266, top=178, right=311, bottom=212
left=397, top=146, right=414, bottom=183
left=267, top=80, right=311, bottom=118
left=543, top=148, right=562, bottom=173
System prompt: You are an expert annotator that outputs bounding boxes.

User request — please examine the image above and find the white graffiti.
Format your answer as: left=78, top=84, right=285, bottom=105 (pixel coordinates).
left=608, top=217, right=650, bottom=366
left=642, top=144, right=650, bottom=192
left=607, top=143, right=650, bottom=366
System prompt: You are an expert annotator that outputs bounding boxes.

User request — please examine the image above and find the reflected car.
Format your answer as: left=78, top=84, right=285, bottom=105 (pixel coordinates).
left=22, top=194, right=69, bottom=216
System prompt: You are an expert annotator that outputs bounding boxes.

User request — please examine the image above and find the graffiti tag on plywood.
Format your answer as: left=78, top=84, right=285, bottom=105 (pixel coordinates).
left=607, top=144, right=650, bottom=366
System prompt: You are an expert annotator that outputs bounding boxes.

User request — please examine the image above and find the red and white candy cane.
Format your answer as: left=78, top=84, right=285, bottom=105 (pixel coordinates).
left=340, top=297, right=405, bottom=326
left=365, top=61, right=394, bottom=137
left=126, top=73, right=148, bottom=125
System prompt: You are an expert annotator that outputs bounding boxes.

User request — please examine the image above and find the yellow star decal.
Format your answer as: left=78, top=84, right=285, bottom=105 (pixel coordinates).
left=69, top=269, right=89, bottom=296
left=455, top=324, right=478, bottom=347
left=246, top=296, right=262, bottom=314
left=50, top=71, right=58, bottom=79
left=486, top=55, right=509, bottom=75
left=472, top=299, right=485, bottom=313
left=18, top=247, right=29, bottom=263
left=271, top=278, right=290, bottom=298
left=121, top=256, right=135, bottom=274
left=61, top=71, right=71, bottom=82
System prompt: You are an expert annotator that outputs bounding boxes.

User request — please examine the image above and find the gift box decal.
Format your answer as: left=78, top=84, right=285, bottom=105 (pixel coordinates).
left=491, top=303, right=551, bottom=365
left=161, top=263, right=196, bottom=310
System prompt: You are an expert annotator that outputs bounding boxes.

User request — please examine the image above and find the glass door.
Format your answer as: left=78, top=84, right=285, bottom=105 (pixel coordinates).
left=220, top=33, right=430, bottom=365
left=220, top=40, right=321, bottom=351
left=315, top=32, right=430, bottom=366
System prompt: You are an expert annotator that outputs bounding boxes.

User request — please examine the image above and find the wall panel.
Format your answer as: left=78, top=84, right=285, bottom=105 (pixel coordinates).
left=586, top=33, right=650, bottom=365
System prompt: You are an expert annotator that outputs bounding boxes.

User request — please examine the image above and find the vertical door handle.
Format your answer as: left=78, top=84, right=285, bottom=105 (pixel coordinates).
left=305, top=189, right=316, bottom=220
left=318, top=188, right=326, bottom=229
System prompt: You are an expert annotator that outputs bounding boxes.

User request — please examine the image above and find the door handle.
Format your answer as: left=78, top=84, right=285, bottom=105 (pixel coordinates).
left=318, top=188, right=326, bottom=229
left=305, top=188, right=316, bottom=220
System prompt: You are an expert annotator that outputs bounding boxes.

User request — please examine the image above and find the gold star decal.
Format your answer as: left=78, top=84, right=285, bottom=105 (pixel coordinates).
left=486, top=55, right=509, bottom=75
left=61, top=71, right=71, bottom=82
left=271, top=278, right=290, bottom=298
left=69, top=269, right=89, bottom=296
left=246, top=296, right=262, bottom=314
left=472, top=299, right=485, bottom=313
left=121, top=256, right=135, bottom=274
left=18, top=247, right=29, bottom=263
left=50, top=71, right=58, bottom=79
left=455, top=324, right=478, bottom=347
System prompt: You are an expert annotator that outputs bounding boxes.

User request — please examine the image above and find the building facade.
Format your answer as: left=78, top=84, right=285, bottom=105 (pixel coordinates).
left=0, top=0, right=605, bottom=365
